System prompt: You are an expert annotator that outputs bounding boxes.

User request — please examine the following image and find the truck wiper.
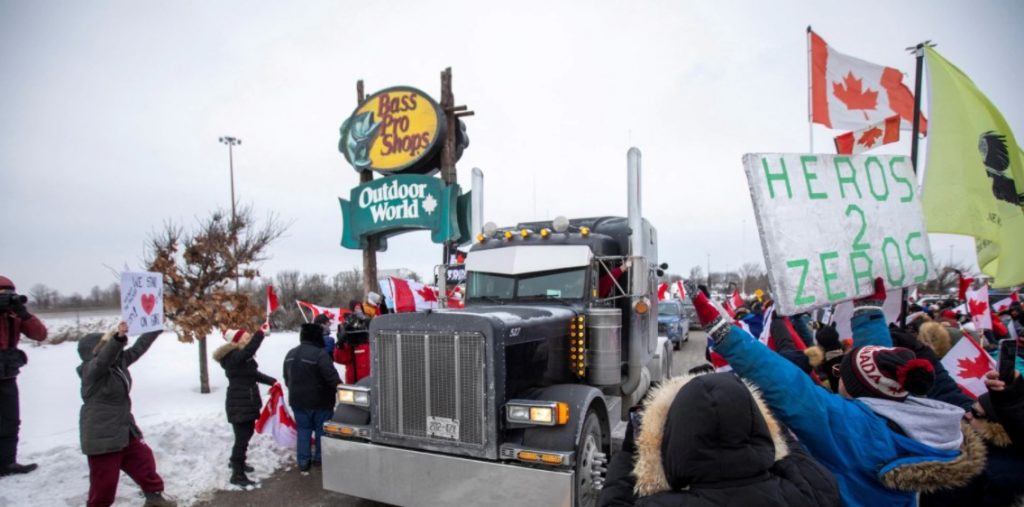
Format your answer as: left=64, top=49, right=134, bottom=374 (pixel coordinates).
left=517, top=294, right=575, bottom=306
left=473, top=295, right=506, bottom=305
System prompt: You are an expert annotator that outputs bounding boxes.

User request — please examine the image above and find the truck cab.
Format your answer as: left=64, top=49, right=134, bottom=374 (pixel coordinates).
left=322, top=149, right=669, bottom=507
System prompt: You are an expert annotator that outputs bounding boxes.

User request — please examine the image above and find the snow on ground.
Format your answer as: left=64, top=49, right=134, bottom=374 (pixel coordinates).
left=2, top=312, right=310, bottom=506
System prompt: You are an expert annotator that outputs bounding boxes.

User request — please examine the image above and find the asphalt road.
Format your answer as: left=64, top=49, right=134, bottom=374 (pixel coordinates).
left=196, top=331, right=709, bottom=507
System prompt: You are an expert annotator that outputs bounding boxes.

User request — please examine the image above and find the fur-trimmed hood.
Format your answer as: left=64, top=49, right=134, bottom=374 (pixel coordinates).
left=879, top=422, right=987, bottom=493
left=212, top=341, right=243, bottom=363
left=633, top=373, right=790, bottom=497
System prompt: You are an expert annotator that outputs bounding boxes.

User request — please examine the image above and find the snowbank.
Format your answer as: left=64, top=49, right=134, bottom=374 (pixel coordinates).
left=2, top=313, right=307, bottom=506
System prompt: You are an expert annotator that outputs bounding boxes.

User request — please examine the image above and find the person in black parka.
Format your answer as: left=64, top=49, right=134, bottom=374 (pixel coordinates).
left=284, top=323, right=341, bottom=471
left=600, top=372, right=840, bottom=507
left=213, top=325, right=276, bottom=487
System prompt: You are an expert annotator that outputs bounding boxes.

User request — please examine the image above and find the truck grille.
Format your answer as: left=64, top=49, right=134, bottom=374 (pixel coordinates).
left=375, top=331, right=488, bottom=449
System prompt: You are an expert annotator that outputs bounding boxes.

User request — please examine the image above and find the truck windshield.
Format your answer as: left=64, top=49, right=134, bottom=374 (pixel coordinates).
left=468, top=268, right=587, bottom=302
left=658, top=301, right=680, bottom=316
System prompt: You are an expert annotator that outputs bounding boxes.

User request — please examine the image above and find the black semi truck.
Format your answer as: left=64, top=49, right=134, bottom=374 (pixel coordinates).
left=322, top=148, right=671, bottom=507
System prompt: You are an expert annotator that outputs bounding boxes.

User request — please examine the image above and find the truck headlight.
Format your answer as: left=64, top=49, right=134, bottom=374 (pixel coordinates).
left=337, top=386, right=370, bottom=407
left=506, top=400, right=570, bottom=426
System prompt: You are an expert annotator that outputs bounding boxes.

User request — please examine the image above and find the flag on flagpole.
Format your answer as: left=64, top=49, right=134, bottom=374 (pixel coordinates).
left=266, top=285, right=280, bottom=324
left=958, top=272, right=975, bottom=302
left=676, top=281, right=686, bottom=299
left=255, top=382, right=298, bottom=447
left=834, top=115, right=901, bottom=155
left=295, top=300, right=349, bottom=327
left=940, top=335, right=997, bottom=399
left=809, top=30, right=927, bottom=132
left=385, top=277, right=439, bottom=313
left=922, top=47, right=1024, bottom=287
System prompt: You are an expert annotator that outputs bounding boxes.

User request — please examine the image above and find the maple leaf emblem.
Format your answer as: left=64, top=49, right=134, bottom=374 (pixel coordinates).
left=857, top=127, right=883, bottom=148
left=956, top=350, right=991, bottom=380
left=968, top=298, right=988, bottom=317
left=416, top=286, right=438, bottom=303
left=833, top=71, right=878, bottom=120
left=422, top=194, right=438, bottom=215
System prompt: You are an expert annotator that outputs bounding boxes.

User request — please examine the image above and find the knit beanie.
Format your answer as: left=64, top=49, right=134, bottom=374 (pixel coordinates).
left=222, top=328, right=250, bottom=344
left=839, top=345, right=935, bottom=401
left=0, top=276, right=14, bottom=290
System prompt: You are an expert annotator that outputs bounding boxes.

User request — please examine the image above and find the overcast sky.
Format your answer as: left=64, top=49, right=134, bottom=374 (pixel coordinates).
left=2, top=1, right=1021, bottom=296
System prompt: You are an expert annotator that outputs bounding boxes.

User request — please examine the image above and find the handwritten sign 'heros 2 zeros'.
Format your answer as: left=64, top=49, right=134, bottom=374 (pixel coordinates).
left=339, top=86, right=445, bottom=175
left=743, top=153, right=936, bottom=315
left=120, top=271, right=164, bottom=336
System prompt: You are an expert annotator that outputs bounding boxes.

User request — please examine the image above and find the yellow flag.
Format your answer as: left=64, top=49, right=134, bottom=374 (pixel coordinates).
left=922, top=47, right=1024, bottom=286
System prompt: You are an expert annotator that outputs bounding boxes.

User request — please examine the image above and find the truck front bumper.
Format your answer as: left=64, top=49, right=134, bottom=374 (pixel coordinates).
left=322, top=437, right=574, bottom=507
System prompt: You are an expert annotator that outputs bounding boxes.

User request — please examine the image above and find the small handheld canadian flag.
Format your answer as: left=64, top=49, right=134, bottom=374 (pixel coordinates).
left=266, top=285, right=280, bottom=324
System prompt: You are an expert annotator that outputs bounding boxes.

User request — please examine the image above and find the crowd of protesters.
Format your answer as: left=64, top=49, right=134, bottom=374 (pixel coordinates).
left=602, top=278, right=1024, bottom=507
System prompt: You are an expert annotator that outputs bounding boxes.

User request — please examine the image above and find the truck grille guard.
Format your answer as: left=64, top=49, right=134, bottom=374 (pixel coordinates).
left=373, top=330, right=494, bottom=459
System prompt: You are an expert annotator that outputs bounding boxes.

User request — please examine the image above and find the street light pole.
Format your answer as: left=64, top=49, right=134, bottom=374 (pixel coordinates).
left=218, top=136, right=242, bottom=291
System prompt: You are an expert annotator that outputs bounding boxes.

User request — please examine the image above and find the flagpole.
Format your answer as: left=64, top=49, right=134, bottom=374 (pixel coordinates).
left=901, top=41, right=929, bottom=329
left=807, top=25, right=814, bottom=152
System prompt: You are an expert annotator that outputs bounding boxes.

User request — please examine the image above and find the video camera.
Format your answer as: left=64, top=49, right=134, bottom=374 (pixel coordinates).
left=0, top=292, right=27, bottom=312
left=340, top=311, right=371, bottom=346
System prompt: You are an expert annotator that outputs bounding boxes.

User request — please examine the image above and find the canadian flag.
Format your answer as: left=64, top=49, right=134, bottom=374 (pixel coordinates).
left=385, top=277, right=439, bottom=313
left=993, top=291, right=1020, bottom=313
left=957, top=272, right=975, bottom=301
left=266, top=285, right=280, bottom=323
left=834, top=115, right=901, bottom=155
left=295, top=300, right=349, bottom=327
left=940, top=335, right=997, bottom=399
left=966, top=285, right=993, bottom=330
left=676, top=281, right=686, bottom=300
left=657, top=283, right=670, bottom=301
left=810, top=30, right=926, bottom=133
left=255, top=382, right=298, bottom=448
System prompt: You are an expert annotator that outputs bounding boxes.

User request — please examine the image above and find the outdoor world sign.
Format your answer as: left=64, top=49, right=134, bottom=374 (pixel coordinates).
left=338, top=86, right=446, bottom=175
left=339, top=174, right=472, bottom=250
left=744, top=153, right=936, bottom=315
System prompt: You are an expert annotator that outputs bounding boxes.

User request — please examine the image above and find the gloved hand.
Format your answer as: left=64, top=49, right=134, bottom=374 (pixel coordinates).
left=621, top=407, right=641, bottom=454
left=684, top=280, right=731, bottom=344
left=853, top=277, right=886, bottom=311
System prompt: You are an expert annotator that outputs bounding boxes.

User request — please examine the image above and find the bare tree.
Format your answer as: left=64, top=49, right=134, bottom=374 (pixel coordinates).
left=28, top=284, right=56, bottom=309
left=147, top=205, right=287, bottom=394
left=919, top=261, right=972, bottom=295
left=737, top=262, right=765, bottom=295
left=688, top=265, right=704, bottom=283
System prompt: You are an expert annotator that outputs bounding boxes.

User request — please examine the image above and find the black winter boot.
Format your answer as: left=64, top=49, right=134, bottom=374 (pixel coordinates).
left=0, top=462, right=38, bottom=476
left=230, top=468, right=256, bottom=487
left=228, top=460, right=254, bottom=473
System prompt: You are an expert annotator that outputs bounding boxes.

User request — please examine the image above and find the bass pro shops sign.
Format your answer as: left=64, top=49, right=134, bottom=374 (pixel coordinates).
left=339, top=86, right=466, bottom=175
left=339, top=174, right=472, bottom=250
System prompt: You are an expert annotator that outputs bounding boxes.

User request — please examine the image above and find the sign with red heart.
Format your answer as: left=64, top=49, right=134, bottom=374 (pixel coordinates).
left=120, top=272, right=164, bottom=335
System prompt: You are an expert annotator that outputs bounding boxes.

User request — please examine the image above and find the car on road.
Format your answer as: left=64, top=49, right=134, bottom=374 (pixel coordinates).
left=658, top=299, right=690, bottom=349
left=680, top=298, right=700, bottom=330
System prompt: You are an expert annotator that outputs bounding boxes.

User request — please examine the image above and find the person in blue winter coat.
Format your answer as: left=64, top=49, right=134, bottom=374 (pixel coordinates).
left=684, top=279, right=986, bottom=507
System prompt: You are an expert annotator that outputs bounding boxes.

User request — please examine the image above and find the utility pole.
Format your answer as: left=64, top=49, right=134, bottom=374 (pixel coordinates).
left=438, top=67, right=473, bottom=306
left=356, top=81, right=380, bottom=300
left=218, top=136, right=241, bottom=291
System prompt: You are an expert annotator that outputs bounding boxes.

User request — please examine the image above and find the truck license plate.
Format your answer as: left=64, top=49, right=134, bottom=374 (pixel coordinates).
left=427, top=416, right=460, bottom=440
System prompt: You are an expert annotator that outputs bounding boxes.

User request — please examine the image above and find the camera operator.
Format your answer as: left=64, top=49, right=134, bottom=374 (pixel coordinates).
left=333, top=300, right=372, bottom=384
left=0, top=276, right=47, bottom=477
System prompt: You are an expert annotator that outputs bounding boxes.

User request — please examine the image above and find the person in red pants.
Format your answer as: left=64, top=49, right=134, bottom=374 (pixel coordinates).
left=77, top=322, right=175, bottom=507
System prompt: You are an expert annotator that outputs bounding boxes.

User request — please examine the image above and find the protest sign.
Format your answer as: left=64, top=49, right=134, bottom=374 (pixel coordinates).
left=744, top=154, right=935, bottom=315
left=120, top=271, right=164, bottom=335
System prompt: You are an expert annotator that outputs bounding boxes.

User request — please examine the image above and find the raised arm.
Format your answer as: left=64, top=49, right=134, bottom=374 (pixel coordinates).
left=123, top=329, right=163, bottom=366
